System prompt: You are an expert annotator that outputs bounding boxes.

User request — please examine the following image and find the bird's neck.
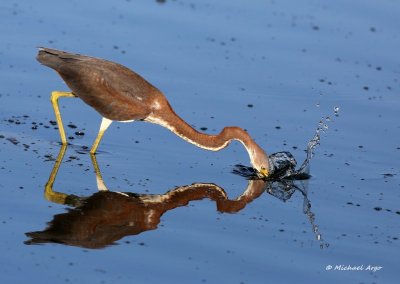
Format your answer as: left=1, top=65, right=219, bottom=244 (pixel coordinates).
left=146, top=106, right=269, bottom=171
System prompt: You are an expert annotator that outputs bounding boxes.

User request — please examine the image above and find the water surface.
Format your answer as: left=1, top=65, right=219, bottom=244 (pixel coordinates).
left=0, top=0, right=399, bottom=283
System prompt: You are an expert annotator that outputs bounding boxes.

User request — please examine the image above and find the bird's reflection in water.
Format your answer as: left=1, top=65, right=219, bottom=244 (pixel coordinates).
left=25, top=145, right=324, bottom=249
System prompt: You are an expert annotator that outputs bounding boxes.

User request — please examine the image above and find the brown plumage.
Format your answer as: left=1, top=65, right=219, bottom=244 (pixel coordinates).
left=37, top=47, right=270, bottom=176
left=25, top=181, right=266, bottom=248
left=37, top=47, right=162, bottom=121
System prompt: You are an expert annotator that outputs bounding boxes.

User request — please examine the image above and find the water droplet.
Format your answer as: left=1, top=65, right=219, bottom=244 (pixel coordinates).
left=297, top=107, right=339, bottom=173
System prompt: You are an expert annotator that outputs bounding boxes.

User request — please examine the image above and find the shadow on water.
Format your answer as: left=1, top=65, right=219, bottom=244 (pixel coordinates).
left=25, top=145, right=324, bottom=249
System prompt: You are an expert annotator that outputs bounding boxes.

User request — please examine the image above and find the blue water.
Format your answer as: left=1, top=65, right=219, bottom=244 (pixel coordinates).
left=0, top=0, right=399, bottom=283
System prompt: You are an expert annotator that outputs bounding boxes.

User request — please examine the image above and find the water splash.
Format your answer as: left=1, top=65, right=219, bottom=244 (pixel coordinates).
left=233, top=151, right=309, bottom=180
left=232, top=106, right=339, bottom=248
left=297, top=106, right=340, bottom=175
left=264, top=177, right=329, bottom=248
left=233, top=106, right=340, bottom=180
left=301, top=188, right=329, bottom=249
left=334, top=106, right=340, bottom=116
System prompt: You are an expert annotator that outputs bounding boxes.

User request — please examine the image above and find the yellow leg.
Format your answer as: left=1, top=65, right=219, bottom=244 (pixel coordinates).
left=51, top=91, right=77, bottom=144
left=90, top=117, right=113, bottom=154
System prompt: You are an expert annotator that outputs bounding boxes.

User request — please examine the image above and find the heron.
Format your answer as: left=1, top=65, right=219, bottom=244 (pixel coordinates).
left=37, top=47, right=270, bottom=177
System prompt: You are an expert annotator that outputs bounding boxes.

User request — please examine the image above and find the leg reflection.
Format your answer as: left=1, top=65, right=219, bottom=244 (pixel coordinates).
left=44, top=144, right=84, bottom=207
left=90, top=153, right=109, bottom=192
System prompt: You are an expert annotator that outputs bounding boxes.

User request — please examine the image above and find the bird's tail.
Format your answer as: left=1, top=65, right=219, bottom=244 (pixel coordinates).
left=36, top=47, right=78, bottom=69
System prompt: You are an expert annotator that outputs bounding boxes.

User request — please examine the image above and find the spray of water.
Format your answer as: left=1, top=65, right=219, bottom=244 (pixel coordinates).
left=233, top=106, right=340, bottom=180
left=297, top=106, right=340, bottom=175
left=232, top=106, right=339, bottom=248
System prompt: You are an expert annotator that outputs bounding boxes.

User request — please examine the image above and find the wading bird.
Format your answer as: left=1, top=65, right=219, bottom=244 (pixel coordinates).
left=37, top=47, right=270, bottom=177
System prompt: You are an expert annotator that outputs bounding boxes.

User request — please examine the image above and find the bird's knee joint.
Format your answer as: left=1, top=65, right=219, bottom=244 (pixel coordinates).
left=51, top=92, right=60, bottom=102
left=51, top=91, right=75, bottom=102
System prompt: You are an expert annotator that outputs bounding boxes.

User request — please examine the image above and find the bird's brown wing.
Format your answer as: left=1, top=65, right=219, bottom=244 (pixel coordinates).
left=38, top=48, right=161, bottom=121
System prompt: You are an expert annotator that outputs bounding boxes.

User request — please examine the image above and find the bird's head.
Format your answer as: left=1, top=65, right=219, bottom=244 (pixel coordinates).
left=234, top=151, right=307, bottom=181
left=257, top=166, right=270, bottom=178
left=251, top=148, right=272, bottom=178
